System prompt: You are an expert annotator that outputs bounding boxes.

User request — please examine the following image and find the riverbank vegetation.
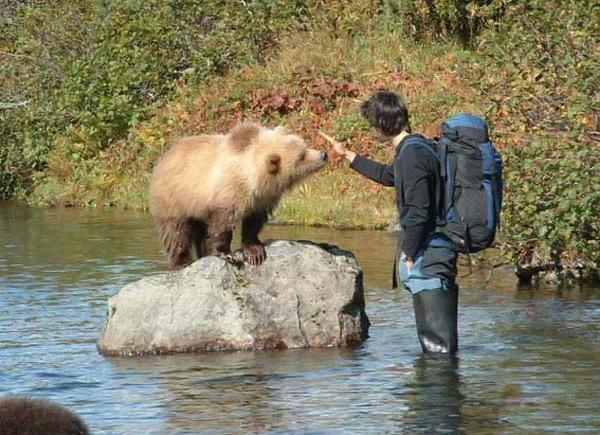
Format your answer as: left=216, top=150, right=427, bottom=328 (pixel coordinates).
left=1, top=0, right=598, bottom=280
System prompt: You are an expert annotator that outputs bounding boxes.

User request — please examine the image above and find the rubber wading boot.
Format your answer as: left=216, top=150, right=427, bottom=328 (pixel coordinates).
left=412, top=288, right=458, bottom=353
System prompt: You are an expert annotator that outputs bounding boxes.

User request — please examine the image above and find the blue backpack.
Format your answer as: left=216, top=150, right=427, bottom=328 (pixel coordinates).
left=435, top=114, right=503, bottom=253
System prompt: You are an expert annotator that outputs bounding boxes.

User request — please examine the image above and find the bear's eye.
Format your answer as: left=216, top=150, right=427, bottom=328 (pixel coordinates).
left=298, top=151, right=306, bottom=162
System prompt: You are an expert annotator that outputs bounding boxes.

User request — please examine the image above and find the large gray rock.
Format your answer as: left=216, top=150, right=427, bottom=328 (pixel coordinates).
left=97, top=240, right=369, bottom=356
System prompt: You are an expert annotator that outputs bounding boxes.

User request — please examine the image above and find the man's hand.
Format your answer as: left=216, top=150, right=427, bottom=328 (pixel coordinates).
left=319, top=131, right=356, bottom=162
left=401, top=252, right=414, bottom=271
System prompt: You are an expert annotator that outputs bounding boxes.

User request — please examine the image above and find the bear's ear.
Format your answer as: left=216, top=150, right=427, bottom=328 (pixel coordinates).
left=229, top=122, right=260, bottom=151
left=267, top=154, right=281, bottom=175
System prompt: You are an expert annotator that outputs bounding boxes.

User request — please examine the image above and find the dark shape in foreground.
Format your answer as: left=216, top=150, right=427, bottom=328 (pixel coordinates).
left=0, top=397, right=89, bottom=435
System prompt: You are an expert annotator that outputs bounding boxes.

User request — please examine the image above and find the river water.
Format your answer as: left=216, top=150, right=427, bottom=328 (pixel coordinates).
left=0, top=202, right=598, bottom=434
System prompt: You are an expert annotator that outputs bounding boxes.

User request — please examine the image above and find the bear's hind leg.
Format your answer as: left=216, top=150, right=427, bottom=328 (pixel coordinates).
left=208, top=230, right=241, bottom=266
left=158, top=218, right=194, bottom=269
left=204, top=210, right=238, bottom=264
left=241, top=211, right=268, bottom=266
left=190, top=219, right=209, bottom=259
left=190, top=218, right=241, bottom=266
left=206, top=230, right=233, bottom=256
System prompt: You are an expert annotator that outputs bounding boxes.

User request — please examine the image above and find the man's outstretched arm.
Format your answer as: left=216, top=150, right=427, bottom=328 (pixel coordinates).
left=320, top=131, right=395, bottom=186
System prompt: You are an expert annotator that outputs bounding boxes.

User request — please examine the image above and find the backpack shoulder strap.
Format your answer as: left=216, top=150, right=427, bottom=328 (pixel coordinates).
left=397, top=134, right=439, bottom=162
left=396, top=134, right=446, bottom=228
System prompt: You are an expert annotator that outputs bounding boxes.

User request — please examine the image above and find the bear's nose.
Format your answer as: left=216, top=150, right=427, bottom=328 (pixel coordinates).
left=321, top=151, right=328, bottom=161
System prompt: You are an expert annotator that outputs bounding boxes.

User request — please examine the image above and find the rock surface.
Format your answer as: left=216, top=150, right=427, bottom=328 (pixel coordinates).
left=98, top=240, right=369, bottom=356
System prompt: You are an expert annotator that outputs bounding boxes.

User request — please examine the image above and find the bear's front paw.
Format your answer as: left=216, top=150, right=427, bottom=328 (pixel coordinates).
left=242, top=242, right=266, bottom=266
left=217, top=252, right=244, bottom=268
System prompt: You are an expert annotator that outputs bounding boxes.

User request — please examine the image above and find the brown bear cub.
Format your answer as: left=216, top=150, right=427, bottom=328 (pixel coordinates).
left=0, top=396, right=89, bottom=435
left=150, top=122, right=327, bottom=268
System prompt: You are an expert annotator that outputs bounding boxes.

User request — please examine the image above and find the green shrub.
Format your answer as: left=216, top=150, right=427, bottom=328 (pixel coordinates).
left=502, top=137, right=599, bottom=279
left=472, top=0, right=599, bottom=279
left=0, top=0, right=309, bottom=198
left=475, top=0, right=598, bottom=136
left=381, top=0, right=509, bottom=42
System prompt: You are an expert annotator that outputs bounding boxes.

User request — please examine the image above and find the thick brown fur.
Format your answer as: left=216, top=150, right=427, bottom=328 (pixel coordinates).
left=150, top=122, right=327, bottom=268
left=0, top=397, right=89, bottom=435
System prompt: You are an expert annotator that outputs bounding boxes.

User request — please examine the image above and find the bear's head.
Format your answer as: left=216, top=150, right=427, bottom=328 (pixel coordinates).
left=229, top=122, right=327, bottom=196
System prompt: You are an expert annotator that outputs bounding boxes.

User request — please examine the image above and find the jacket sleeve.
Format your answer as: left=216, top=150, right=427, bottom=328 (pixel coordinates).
left=349, top=154, right=395, bottom=187
left=395, top=145, right=433, bottom=259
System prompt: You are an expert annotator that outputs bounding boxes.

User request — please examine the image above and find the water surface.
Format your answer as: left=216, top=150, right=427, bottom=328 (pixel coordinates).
left=1, top=203, right=599, bottom=433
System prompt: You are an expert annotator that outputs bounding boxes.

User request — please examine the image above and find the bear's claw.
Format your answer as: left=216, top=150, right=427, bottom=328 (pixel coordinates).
left=217, top=252, right=244, bottom=268
left=242, top=243, right=267, bottom=266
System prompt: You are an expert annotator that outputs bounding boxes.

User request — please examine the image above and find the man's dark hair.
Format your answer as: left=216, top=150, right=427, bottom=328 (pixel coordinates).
left=360, top=91, right=410, bottom=136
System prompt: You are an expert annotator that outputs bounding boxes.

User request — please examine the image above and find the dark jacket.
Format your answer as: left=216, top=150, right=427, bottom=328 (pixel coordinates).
left=349, top=134, right=457, bottom=284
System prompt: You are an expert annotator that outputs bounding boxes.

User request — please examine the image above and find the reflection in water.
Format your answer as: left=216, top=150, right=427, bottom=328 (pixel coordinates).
left=107, top=349, right=365, bottom=433
left=400, top=355, right=464, bottom=433
left=1, top=202, right=600, bottom=433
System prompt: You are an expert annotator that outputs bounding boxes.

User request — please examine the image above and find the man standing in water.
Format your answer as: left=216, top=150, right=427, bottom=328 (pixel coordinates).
left=320, top=91, right=459, bottom=353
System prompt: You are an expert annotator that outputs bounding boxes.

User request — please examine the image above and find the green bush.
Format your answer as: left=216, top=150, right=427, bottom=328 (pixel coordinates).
left=0, top=0, right=309, bottom=198
left=502, top=138, right=599, bottom=279
left=381, top=0, right=509, bottom=42
left=472, top=0, right=599, bottom=279
left=475, top=0, right=598, bottom=135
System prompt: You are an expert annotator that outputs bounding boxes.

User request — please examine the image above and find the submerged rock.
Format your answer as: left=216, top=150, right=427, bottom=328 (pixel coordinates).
left=515, top=251, right=598, bottom=286
left=97, top=240, right=369, bottom=356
